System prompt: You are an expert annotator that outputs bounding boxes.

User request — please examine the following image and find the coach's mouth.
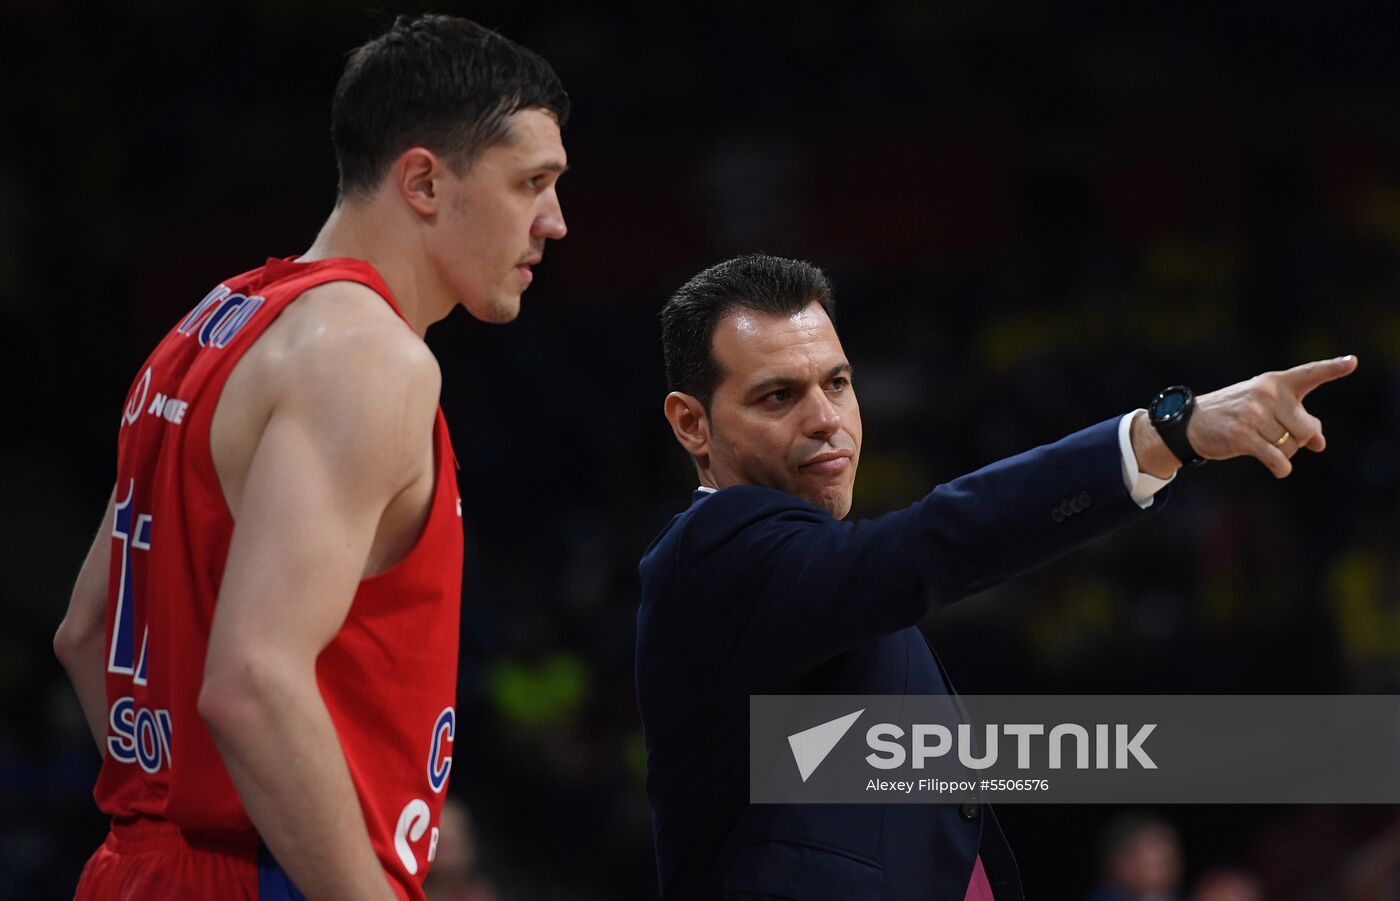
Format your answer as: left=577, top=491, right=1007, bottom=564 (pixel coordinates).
left=800, top=449, right=853, bottom=474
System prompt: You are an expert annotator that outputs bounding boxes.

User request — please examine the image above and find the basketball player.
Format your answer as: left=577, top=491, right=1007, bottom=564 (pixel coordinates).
left=52, top=15, right=568, bottom=900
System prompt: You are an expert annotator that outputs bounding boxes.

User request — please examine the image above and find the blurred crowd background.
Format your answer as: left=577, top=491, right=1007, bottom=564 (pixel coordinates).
left=2, top=2, right=1398, bottom=899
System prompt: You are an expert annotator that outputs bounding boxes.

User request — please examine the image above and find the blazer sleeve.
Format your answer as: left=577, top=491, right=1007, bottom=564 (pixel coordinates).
left=673, top=417, right=1165, bottom=685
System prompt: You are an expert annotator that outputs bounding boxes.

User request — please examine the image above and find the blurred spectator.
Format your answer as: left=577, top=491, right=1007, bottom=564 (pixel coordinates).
left=1189, top=869, right=1263, bottom=901
left=1254, top=806, right=1400, bottom=899
left=421, top=797, right=500, bottom=901
left=1341, top=814, right=1400, bottom=901
left=1085, top=812, right=1184, bottom=901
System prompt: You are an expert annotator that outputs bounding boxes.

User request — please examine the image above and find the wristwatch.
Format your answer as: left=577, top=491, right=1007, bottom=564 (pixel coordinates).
left=1148, top=386, right=1205, bottom=467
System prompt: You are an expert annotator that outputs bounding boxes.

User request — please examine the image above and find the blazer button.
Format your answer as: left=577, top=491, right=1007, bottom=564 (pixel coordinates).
left=1051, top=508, right=1066, bottom=523
left=1075, top=491, right=1092, bottom=511
left=960, top=802, right=981, bottom=821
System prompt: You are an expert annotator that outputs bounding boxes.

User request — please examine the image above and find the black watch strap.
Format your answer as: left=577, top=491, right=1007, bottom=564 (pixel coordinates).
left=1148, top=386, right=1205, bottom=467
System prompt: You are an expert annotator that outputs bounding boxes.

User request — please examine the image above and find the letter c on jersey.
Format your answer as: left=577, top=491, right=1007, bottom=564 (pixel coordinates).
left=428, top=707, right=455, bottom=793
left=394, top=799, right=431, bottom=876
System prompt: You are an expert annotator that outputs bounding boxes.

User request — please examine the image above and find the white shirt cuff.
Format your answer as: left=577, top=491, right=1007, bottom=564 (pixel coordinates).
left=1119, top=410, right=1175, bottom=509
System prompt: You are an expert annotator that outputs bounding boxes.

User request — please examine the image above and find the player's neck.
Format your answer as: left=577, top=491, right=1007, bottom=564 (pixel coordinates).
left=299, top=202, right=452, bottom=339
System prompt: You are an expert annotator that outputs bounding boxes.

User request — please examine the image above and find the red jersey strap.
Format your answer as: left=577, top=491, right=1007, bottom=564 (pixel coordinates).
left=259, top=257, right=408, bottom=326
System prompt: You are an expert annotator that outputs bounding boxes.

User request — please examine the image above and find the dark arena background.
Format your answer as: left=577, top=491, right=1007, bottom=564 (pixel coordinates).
left=3, top=3, right=1398, bottom=899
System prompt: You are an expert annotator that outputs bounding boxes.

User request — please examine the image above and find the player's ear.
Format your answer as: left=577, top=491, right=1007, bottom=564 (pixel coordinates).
left=664, top=392, right=710, bottom=463
left=397, top=147, right=443, bottom=215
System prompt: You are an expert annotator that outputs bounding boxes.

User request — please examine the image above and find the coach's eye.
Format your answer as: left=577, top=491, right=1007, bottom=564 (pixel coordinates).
left=827, top=377, right=849, bottom=392
left=765, top=389, right=789, bottom=404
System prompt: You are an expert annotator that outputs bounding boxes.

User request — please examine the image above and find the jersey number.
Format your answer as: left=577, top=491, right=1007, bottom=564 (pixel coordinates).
left=110, top=479, right=152, bottom=681
left=107, top=478, right=172, bottom=772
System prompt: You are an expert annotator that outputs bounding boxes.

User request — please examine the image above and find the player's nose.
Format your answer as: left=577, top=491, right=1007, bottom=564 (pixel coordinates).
left=534, top=194, right=567, bottom=240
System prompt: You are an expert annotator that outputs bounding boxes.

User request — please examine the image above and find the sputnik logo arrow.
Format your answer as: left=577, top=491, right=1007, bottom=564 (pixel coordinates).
left=787, top=709, right=865, bottom=782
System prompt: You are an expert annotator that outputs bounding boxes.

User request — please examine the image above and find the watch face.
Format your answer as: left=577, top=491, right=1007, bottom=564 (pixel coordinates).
left=1154, top=390, right=1186, bottom=419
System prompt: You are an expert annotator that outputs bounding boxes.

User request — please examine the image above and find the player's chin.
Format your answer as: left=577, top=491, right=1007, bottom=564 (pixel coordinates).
left=493, top=298, right=522, bottom=323
left=467, top=293, right=522, bottom=325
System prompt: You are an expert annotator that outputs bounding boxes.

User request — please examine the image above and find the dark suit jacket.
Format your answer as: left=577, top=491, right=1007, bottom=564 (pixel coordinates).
left=635, top=418, right=1166, bottom=900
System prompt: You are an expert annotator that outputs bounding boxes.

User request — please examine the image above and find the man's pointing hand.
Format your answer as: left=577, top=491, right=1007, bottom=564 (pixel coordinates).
left=1131, top=355, right=1359, bottom=480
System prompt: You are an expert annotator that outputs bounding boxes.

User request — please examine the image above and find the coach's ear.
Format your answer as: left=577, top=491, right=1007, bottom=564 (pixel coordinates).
left=664, top=392, right=710, bottom=467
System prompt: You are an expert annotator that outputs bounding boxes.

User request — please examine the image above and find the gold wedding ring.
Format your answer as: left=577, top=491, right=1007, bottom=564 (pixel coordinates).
left=1273, top=431, right=1292, bottom=447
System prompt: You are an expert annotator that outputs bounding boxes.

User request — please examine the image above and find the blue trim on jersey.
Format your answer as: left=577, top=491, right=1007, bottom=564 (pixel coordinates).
left=257, top=843, right=308, bottom=901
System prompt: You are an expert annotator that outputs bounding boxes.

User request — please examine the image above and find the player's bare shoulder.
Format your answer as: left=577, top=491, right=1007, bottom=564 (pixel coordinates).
left=212, top=279, right=441, bottom=519
left=260, top=278, right=440, bottom=405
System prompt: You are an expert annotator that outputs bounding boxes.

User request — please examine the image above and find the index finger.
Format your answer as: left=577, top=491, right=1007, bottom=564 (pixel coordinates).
left=1279, top=355, right=1359, bottom=399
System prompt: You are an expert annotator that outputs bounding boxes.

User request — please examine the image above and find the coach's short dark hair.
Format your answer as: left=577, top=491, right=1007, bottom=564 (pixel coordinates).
left=332, top=14, right=570, bottom=199
left=661, top=254, right=836, bottom=409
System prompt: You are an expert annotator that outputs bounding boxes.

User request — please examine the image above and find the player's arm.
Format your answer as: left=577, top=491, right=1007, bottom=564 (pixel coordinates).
left=197, top=308, right=439, bottom=901
left=54, top=485, right=118, bottom=755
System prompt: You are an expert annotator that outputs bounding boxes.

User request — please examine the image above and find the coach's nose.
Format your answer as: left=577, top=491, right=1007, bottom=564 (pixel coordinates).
left=803, top=388, right=842, bottom=441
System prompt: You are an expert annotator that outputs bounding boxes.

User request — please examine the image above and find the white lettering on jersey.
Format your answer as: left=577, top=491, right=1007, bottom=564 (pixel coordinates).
left=122, top=367, right=151, bottom=427
left=146, top=392, right=189, bottom=425
left=394, top=799, right=431, bottom=876
left=394, top=710, right=458, bottom=875
left=107, top=696, right=173, bottom=772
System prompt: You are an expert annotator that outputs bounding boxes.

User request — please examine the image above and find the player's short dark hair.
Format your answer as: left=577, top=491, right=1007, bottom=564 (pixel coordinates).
left=661, top=254, right=836, bottom=410
left=332, top=14, right=570, bottom=199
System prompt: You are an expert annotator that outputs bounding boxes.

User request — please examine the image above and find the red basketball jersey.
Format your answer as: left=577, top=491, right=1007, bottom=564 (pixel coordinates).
left=94, top=257, right=464, bottom=899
